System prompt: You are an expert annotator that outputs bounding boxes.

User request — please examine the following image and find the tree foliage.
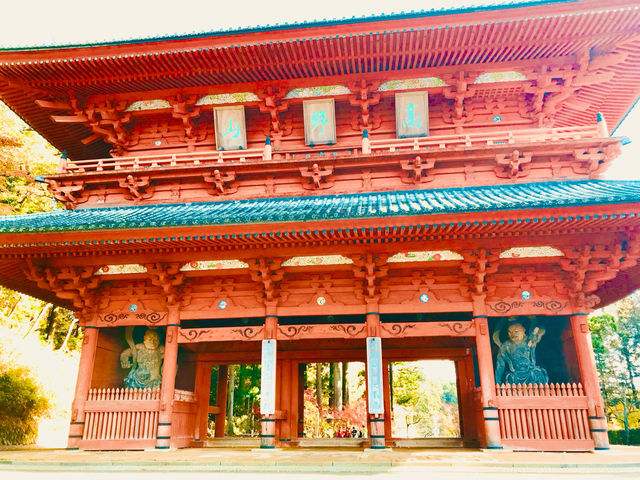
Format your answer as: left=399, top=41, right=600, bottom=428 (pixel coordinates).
left=0, top=100, right=79, bottom=445
left=0, top=101, right=60, bottom=215
left=391, top=362, right=459, bottom=438
left=0, top=367, right=51, bottom=445
left=590, top=296, right=640, bottom=444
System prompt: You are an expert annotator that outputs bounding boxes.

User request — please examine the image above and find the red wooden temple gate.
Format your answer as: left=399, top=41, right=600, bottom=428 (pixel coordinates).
left=2, top=0, right=640, bottom=451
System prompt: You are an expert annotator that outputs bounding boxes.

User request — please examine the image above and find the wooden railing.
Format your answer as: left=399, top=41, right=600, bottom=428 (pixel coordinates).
left=366, top=125, right=600, bottom=154
left=80, top=387, right=197, bottom=450
left=87, top=387, right=160, bottom=401
left=58, top=124, right=602, bottom=174
left=495, top=382, right=594, bottom=450
left=82, top=388, right=160, bottom=449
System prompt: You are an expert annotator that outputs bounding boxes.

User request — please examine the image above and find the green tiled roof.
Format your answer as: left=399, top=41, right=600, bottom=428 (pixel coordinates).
left=1, top=180, right=639, bottom=234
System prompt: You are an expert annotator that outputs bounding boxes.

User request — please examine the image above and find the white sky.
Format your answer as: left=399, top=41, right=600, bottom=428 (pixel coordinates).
left=0, top=0, right=638, bottom=178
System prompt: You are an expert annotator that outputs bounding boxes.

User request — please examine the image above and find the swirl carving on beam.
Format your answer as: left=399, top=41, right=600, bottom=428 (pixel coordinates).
left=231, top=327, right=263, bottom=339
left=544, top=300, right=565, bottom=311
left=438, top=321, right=474, bottom=334
left=179, top=329, right=208, bottom=342
left=380, top=323, right=415, bottom=336
left=278, top=325, right=314, bottom=339
left=100, top=313, right=128, bottom=324
left=135, top=312, right=167, bottom=324
left=329, top=324, right=366, bottom=337
left=489, top=300, right=566, bottom=313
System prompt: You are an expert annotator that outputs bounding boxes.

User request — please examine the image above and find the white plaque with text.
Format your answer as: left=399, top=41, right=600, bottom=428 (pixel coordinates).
left=214, top=105, right=247, bottom=150
left=395, top=91, right=429, bottom=138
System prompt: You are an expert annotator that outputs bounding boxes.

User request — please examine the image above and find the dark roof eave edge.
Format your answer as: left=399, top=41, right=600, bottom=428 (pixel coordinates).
left=0, top=0, right=574, bottom=52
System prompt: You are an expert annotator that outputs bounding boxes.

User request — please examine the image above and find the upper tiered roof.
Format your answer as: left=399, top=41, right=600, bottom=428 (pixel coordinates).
left=0, top=0, right=639, bottom=160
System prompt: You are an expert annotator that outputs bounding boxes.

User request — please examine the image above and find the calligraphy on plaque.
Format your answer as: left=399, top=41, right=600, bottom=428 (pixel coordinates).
left=214, top=105, right=247, bottom=150
left=366, top=336, right=384, bottom=414
left=303, top=99, right=337, bottom=146
left=260, top=339, right=277, bottom=415
left=395, top=91, right=429, bottom=138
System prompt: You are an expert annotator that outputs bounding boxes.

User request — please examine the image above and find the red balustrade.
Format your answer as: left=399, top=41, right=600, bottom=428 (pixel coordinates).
left=495, top=382, right=594, bottom=451
left=79, top=387, right=197, bottom=450
left=59, top=125, right=601, bottom=174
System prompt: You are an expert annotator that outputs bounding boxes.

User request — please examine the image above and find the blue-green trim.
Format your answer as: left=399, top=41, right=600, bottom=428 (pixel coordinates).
left=1, top=180, right=639, bottom=235
left=0, top=1, right=572, bottom=52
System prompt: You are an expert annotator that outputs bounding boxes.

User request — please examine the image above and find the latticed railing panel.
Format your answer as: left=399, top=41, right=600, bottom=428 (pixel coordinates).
left=495, top=383, right=593, bottom=444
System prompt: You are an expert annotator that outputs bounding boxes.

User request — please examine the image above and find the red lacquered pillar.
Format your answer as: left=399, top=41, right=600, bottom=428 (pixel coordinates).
left=366, top=311, right=386, bottom=449
left=474, top=315, right=502, bottom=449
left=156, top=307, right=180, bottom=449
left=67, top=319, right=99, bottom=449
left=260, top=314, right=278, bottom=448
left=194, top=361, right=212, bottom=444
left=570, top=312, right=609, bottom=450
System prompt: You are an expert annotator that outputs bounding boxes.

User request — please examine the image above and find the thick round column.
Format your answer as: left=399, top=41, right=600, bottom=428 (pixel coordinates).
left=570, top=313, right=610, bottom=450
left=67, top=324, right=99, bottom=449
left=156, top=311, right=180, bottom=450
left=365, top=314, right=386, bottom=449
left=260, top=318, right=278, bottom=449
left=474, top=315, right=502, bottom=449
left=194, top=361, right=212, bottom=443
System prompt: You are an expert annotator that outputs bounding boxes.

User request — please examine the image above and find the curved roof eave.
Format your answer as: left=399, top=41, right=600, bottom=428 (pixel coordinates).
left=0, top=0, right=571, bottom=52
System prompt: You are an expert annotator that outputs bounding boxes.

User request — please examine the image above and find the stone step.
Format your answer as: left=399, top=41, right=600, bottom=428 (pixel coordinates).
left=204, top=437, right=261, bottom=448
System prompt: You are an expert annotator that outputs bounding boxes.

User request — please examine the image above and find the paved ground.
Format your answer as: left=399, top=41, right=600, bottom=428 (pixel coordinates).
left=4, top=472, right=640, bottom=480
left=0, top=446, right=639, bottom=474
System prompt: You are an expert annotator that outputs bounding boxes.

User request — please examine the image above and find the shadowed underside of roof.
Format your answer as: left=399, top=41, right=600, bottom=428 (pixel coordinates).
left=1, top=180, right=639, bottom=234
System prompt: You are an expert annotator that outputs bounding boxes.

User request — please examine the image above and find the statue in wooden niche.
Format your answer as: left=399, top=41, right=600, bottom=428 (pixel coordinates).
left=493, top=318, right=548, bottom=385
left=120, top=328, right=164, bottom=389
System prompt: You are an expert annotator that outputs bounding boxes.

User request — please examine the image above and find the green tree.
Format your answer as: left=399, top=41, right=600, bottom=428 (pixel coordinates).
left=0, top=101, right=60, bottom=215
left=0, top=367, right=51, bottom=445
left=590, top=297, right=640, bottom=444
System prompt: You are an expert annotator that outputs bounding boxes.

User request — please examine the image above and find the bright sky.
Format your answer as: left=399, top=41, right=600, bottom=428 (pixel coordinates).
left=1, top=0, right=638, bottom=178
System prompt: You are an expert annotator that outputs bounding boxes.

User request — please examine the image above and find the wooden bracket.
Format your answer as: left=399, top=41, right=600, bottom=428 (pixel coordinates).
left=494, top=150, right=532, bottom=178
left=442, top=71, right=478, bottom=126
left=145, top=263, right=186, bottom=307
left=348, top=79, right=381, bottom=132
left=24, top=260, right=100, bottom=311
left=400, top=155, right=435, bottom=184
left=118, top=175, right=152, bottom=201
left=300, top=163, right=334, bottom=190
left=460, top=249, right=499, bottom=297
left=560, top=236, right=640, bottom=309
left=203, top=169, right=238, bottom=195
left=247, top=257, right=284, bottom=303
left=169, top=94, right=202, bottom=140
left=257, top=86, right=291, bottom=149
left=46, top=179, right=87, bottom=209
left=351, top=252, right=388, bottom=302
left=571, top=144, right=620, bottom=178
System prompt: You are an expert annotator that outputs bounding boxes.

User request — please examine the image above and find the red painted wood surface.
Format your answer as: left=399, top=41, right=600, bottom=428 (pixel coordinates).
left=3, top=1, right=640, bottom=454
left=1, top=1, right=638, bottom=163
left=79, top=388, right=160, bottom=450
left=495, top=383, right=594, bottom=451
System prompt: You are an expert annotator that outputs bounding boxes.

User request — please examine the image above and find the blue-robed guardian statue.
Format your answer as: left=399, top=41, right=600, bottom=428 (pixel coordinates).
left=493, top=318, right=549, bottom=385
left=120, top=328, right=164, bottom=389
